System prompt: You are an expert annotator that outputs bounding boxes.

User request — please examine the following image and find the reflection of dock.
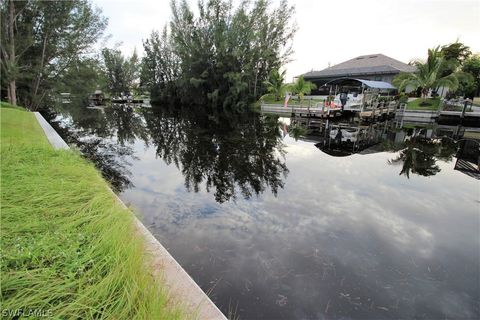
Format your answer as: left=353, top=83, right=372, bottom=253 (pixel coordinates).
left=454, top=136, right=480, bottom=180
left=111, top=98, right=146, bottom=104
left=87, top=101, right=151, bottom=109
left=86, top=106, right=106, bottom=110
left=261, top=104, right=342, bottom=118
left=454, top=158, right=480, bottom=179
left=439, top=110, right=480, bottom=117
left=438, top=110, right=480, bottom=126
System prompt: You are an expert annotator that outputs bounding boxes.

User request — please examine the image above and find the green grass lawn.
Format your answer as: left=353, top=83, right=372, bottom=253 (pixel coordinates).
left=0, top=100, right=26, bottom=111
left=0, top=105, right=51, bottom=148
left=406, top=98, right=441, bottom=111
left=1, top=108, right=184, bottom=319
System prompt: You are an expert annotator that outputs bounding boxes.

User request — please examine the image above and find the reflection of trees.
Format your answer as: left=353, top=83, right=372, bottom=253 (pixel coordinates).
left=104, top=104, right=149, bottom=145
left=49, top=102, right=152, bottom=192
left=54, top=101, right=150, bottom=145
left=142, top=106, right=288, bottom=203
left=54, top=99, right=111, bottom=137
left=73, top=137, right=136, bottom=192
left=389, top=139, right=440, bottom=178
left=388, top=137, right=457, bottom=178
left=288, top=124, right=308, bottom=141
left=49, top=99, right=288, bottom=201
left=435, top=137, right=458, bottom=162
left=42, top=108, right=136, bottom=193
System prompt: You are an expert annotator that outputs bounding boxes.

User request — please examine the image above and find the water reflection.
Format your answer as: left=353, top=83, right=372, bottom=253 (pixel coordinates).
left=41, top=108, right=136, bottom=192
left=455, top=139, right=480, bottom=179
left=388, top=138, right=442, bottom=178
left=104, top=104, right=150, bottom=145
left=49, top=102, right=289, bottom=202
left=286, top=116, right=477, bottom=180
left=48, top=101, right=480, bottom=320
left=142, top=106, right=288, bottom=202
left=51, top=101, right=479, bottom=192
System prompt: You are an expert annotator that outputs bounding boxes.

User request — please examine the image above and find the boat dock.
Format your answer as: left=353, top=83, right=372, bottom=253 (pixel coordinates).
left=261, top=103, right=397, bottom=119
left=261, top=104, right=342, bottom=118
left=359, top=105, right=397, bottom=119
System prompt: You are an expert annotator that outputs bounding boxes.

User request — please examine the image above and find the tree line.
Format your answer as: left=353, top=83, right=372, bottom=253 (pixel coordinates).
left=2, top=0, right=296, bottom=110
left=1, top=0, right=107, bottom=110
left=3, top=0, right=478, bottom=111
left=141, top=0, right=296, bottom=108
left=393, top=42, right=480, bottom=100
left=0, top=0, right=146, bottom=109
left=0, top=0, right=140, bottom=110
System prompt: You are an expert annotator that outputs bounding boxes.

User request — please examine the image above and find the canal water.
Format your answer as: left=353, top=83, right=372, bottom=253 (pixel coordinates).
left=46, top=102, right=479, bottom=320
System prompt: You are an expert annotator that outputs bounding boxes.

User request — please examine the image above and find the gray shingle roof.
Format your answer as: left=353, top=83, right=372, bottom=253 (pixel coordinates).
left=303, top=54, right=416, bottom=79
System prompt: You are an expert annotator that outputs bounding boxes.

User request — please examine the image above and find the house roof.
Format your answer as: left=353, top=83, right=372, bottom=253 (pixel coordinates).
left=303, top=54, right=416, bottom=79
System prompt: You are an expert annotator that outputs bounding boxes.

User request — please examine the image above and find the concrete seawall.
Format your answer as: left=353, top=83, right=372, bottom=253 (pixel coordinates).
left=34, top=112, right=227, bottom=320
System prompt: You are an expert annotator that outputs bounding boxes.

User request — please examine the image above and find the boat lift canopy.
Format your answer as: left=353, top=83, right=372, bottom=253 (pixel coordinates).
left=323, top=77, right=396, bottom=90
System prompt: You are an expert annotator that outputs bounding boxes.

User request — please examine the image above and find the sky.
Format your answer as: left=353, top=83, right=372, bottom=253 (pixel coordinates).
left=95, top=0, right=480, bottom=81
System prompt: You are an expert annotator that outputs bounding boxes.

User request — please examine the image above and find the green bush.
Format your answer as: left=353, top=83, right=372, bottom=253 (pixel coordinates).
left=398, top=94, right=408, bottom=104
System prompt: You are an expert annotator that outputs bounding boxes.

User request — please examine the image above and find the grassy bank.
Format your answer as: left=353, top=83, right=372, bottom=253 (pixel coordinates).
left=406, top=97, right=441, bottom=111
left=1, top=108, right=184, bottom=319
left=0, top=101, right=25, bottom=111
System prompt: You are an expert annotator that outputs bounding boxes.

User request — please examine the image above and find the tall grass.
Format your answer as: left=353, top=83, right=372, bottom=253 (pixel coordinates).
left=1, top=108, right=185, bottom=319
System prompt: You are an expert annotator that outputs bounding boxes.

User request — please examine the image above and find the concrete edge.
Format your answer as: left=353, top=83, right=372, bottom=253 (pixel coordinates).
left=33, top=112, right=69, bottom=149
left=33, top=112, right=227, bottom=320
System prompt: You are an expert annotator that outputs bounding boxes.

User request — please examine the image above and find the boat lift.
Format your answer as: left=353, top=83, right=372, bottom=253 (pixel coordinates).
left=323, top=78, right=398, bottom=119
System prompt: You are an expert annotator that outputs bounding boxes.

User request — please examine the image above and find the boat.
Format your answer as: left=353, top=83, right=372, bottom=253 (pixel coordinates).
left=329, top=126, right=359, bottom=143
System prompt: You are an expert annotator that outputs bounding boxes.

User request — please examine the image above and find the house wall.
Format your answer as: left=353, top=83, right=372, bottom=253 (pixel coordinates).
left=436, top=86, right=449, bottom=97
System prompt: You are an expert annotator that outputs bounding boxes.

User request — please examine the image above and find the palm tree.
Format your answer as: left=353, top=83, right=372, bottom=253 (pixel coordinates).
left=288, top=75, right=316, bottom=101
left=393, top=47, right=459, bottom=100
left=264, top=69, right=287, bottom=101
left=289, top=123, right=308, bottom=141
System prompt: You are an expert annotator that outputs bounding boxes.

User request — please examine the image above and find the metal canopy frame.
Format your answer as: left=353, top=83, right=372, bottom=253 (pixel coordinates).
left=323, top=77, right=396, bottom=90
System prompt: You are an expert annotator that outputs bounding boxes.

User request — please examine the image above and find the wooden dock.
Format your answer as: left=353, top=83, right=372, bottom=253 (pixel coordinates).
left=261, top=103, right=397, bottom=119
left=359, top=105, right=396, bottom=119
left=261, top=104, right=342, bottom=118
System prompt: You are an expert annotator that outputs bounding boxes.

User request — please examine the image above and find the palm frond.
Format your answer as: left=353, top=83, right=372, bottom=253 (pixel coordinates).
left=436, top=73, right=459, bottom=91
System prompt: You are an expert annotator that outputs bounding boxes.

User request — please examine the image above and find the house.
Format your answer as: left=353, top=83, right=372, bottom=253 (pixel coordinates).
left=302, top=54, right=416, bottom=95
